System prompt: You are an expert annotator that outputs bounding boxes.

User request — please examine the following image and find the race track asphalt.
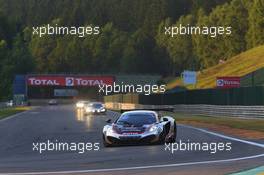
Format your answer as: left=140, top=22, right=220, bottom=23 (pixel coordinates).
left=0, top=105, right=263, bottom=175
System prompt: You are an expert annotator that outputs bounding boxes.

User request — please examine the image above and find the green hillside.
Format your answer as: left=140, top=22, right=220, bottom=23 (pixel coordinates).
left=167, top=45, right=264, bottom=89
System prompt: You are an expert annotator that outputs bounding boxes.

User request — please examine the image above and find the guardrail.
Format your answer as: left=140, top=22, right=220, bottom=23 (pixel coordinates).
left=173, top=104, right=264, bottom=118
left=105, top=102, right=264, bottom=118
left=28, top=99, right=75, bottom=106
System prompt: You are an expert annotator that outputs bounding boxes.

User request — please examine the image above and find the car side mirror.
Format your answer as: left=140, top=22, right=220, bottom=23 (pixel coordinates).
left=106, top=119, right=112, bottom=123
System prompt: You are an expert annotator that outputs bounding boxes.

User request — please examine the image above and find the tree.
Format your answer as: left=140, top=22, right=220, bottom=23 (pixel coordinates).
left=10, top=34, right=35, bottom=74
left=246, top=0, right=264, bottom=49
left=193, top=0, right=249, bottom=68
left=0, top=34, right=35, bottom=100
left=157, top=16, right=198, bottom=75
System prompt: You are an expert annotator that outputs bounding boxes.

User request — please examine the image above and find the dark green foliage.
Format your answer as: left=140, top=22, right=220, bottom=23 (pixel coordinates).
left=0, top=0, right=263, bottom=100
left=246, top=0, right=264, bottom=49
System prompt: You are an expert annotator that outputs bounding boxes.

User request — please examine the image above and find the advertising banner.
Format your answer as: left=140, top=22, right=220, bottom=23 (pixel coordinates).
left=216, top=77, right=240, bottom=88
left=27, top=75, right=114, bottom=87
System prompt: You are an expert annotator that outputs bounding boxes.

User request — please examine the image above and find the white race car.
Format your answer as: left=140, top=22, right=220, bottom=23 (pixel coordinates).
left=102, top=110, right=177, bottom=147
left=48, top=99, right=58, bottom=105
left=84, top=102, right=106, bottom=114
left=76, top=101, right=90, bottom=109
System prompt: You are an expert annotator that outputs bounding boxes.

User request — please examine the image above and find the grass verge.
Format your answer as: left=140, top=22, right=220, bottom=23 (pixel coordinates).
left=167, top=45, right=264, bottom=89
left=0, top=107, right=31, bottom=120
left=164, top=112, right=264, bottom=139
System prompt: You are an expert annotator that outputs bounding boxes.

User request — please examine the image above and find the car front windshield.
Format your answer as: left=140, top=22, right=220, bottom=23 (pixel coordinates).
left=91, top=103, right=103, bottom=109
left=116, top=113, right=157, bottom=127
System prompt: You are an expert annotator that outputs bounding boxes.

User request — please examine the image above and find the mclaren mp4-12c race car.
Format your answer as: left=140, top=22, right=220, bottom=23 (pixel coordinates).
left=102, top=110, right=177, bottom=147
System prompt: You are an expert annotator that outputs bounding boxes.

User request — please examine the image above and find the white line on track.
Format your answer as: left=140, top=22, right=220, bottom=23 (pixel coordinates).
left=0, top=110, right=29, bottom=123
left=1, top=154, right=264, bottom=175
left=0, top=107, right=40, bottom=123
left=180, top=124, right=264, bottom=148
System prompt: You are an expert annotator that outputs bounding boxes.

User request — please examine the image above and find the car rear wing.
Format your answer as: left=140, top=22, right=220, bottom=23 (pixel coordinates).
left=120, top=105, right=174, bottom=113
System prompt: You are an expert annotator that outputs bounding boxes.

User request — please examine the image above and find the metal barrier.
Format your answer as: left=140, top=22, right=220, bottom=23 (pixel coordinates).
left=105, top=102, right=264, bottom=118
left=173, top=104, right=264, bottom=118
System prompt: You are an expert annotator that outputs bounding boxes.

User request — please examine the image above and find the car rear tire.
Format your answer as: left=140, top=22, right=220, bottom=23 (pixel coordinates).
left=170, top=121, right=177, bottom=143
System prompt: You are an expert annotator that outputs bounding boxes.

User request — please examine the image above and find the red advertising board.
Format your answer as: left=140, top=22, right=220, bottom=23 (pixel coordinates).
left=27, top=75, right=114, bottom=87
left=216, top=77, right=240, bottom=88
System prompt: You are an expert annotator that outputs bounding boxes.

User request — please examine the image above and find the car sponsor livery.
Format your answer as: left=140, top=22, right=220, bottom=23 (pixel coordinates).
left=27, top=75, right=114, bottom=87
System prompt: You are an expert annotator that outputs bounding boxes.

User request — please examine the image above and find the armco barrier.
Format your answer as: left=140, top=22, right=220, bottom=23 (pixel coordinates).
left=173, top=104, right=264, bottom=118
left=105, top=102, right=264, bottom=118
left=28, top=99, right=75, bottom=106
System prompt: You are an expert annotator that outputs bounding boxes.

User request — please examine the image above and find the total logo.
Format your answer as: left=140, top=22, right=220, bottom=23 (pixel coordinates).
left=65, top=77, right=74, bottom=86
left=28, top=76, right=111, bottom=86
left=75, top=78, right=105, bottom=86
left=28, top=78, right=60, bottom=86
left=216, top=77, right=240, bottom=88
left=216, top=79, right=224, bottom=87
left=65, top=77, right=106, bottom=86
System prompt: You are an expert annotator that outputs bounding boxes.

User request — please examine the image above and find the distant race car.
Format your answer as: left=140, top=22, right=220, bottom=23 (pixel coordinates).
left=102, top=110, right=177, bottom=147
left=76, top=100, right=90, bottom=109
left=84, top=102, right=106, bottom=114
left=48, top=99, right=58, bottom=105
left=6, top=100, right=14, bottom=107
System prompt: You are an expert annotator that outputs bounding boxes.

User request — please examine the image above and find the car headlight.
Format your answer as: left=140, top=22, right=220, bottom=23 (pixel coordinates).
left=76, top=103, right=84, bottom=108
left=108, top=127, right=117, bottom=134
left=108, top=128, right=115, bottom=134
left=100, top=108, right=106, bottom=112
left=108, top=125, right=120, bottom=134
left=149, top=125, right=159, bottom=132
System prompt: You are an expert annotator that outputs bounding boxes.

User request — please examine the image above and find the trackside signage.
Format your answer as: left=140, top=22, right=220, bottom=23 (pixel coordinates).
left=216, top=77, right=240, bottom=88
left=27, top=76, right=114, bottom=87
